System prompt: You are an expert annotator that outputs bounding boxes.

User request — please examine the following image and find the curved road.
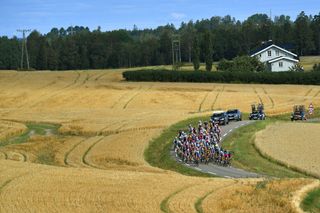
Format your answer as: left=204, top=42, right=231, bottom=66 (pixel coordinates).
left=171, top=120, right=262, bottom=178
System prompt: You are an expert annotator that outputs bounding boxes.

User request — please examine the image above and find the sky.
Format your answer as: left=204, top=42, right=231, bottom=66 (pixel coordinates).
left=0, top=0, right=319, bottom=38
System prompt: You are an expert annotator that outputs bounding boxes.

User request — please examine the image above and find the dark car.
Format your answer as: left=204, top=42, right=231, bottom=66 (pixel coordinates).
left=291, top=105, right=306, bottom=121
left=211, top=112, right=229, bottom=125
left=226, top=109, right=242, bottom=121
left=249, top=103, right=266, bottom=120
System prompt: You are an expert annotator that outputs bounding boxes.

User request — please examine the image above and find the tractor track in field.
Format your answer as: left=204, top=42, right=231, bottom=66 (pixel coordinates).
left=198, top=92, right=210, bottom=112
left=25, top=71, right=82, bottom=108
left=123, top=86, right=152, bottom=109
left=94, top=73, right=109, bottom=81
left=304, top=88, right=313, bottom=97
left=262, top=87, right=275, bottom=108
left=160, top=184, right=194, bottom=213
left=0, top=171, right=33, bottom=195
left=81, top=137, right=106, bottom=169
left=253, top=87, right=263, bottom=103
left=198, top=87, right=215, bottom=112
left=211, top=86, right=224, bottom=110
left=313, top=89, right=320, bottom=98
left=194, top=182, right=239, bottom=213
left=110, top=90, right=134, bottom=109
left=63, top=138, right=88, bottom=166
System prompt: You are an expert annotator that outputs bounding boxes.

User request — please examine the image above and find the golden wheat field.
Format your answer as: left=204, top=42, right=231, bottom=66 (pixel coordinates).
left=0, top=69, right=320, bottom=212
left=255, top=122, right=320, bottom=178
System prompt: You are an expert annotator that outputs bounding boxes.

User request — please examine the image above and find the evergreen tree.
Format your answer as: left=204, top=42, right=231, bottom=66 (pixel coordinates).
left=203, top=30, right=213, bottom=71
left=192, top=36, right=200, bottom=71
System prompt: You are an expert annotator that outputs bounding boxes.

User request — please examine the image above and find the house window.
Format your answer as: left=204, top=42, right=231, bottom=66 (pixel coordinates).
left=279, top=62, right=283, bottom=67
left=276, top=50, right=279, bottom=56
left=268, top=50, right=272, bottom=57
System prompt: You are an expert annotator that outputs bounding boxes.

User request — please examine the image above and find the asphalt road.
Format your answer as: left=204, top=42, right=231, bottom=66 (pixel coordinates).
left=171, top=120, right=261, bottom=178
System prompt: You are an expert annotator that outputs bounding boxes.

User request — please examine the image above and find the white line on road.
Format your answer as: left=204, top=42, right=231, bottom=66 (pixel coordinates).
left=224, top=176, right=232, bottom=179
left=228, top=129, right=232, bottom=133
left=223, top=133, right=227, bottom=137
left=186, top=164, right=190, bottom=166
left=195, top=168, right=202, bottom=171
left=208, top=172, right=216, bottom=175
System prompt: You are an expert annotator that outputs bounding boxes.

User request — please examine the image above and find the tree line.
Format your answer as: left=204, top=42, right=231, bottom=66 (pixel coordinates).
left=0, top=11, right=320, bottom=70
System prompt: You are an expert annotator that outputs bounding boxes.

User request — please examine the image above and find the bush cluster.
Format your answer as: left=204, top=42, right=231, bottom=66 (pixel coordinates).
left=123, top=69, right=320, bottom=85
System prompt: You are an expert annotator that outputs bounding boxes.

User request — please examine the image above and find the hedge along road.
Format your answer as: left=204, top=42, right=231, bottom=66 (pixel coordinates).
left=171, top=120, right=261, bottom=178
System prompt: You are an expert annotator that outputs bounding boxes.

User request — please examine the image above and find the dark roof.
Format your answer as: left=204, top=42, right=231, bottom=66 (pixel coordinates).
left=250, top=41, right=296, bottom=56
left=250, top=41, right=273, bottom=55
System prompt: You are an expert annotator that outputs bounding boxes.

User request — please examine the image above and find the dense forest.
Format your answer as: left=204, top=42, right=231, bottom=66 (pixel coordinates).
left=0, top=11, right=320, bottom=70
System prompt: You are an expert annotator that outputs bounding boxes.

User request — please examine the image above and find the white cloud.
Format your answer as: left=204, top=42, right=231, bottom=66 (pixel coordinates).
left=171, top=12, right=186, bottom=20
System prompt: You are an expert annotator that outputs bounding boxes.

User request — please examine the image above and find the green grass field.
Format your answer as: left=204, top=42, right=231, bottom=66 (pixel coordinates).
left=301, top=187, right=320, bottom=213
left=300, top=56, right=320, bottom=71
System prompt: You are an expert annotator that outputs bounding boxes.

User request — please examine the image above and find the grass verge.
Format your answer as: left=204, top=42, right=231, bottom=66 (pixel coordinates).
left=145, top=109, right=320, bottom=178
left=145, top=115, right=214, bottom=177
left=301, top=187, right=320, bottom=213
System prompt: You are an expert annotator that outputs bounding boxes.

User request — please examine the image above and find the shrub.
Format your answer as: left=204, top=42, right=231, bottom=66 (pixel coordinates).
left=217, top=56, right=266, bottom=72
left=313, top=63, right=320, bottom=72
left=123, top=69, right=320, bottom=85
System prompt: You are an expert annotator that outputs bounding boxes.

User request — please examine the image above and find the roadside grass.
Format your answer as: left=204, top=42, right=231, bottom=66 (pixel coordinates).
left=145, top=108, right=319, bottom=178
left=145, top=115, right=214, bottom=177
left=300, top=56, right=320, bottom=71
left=301, top=187, right=320, bottom=213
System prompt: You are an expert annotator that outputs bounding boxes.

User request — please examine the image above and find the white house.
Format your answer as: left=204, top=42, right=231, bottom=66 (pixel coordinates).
left=251, top=44, right=299, bottom=72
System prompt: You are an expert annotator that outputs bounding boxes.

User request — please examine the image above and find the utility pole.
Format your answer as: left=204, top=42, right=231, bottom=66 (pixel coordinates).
left=17, top=29, right=31, bottom=70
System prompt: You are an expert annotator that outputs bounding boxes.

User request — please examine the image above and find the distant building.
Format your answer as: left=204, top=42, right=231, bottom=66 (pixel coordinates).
left=251, top=43, right=299, bottom=72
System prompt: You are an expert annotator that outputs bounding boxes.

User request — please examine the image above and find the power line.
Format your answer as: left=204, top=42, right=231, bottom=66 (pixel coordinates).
left=17, top=29, right=31, bottom=70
